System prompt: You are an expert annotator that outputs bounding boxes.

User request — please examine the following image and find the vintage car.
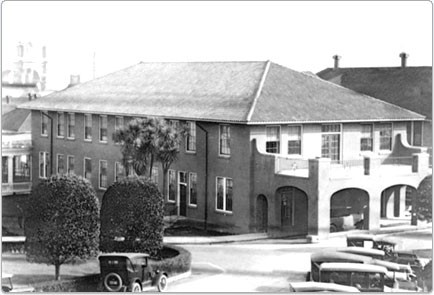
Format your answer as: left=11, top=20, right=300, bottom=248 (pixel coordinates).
left=97, top=253, right=168, bottom=292
left=288, top=281, right=360, bottom=292
left=337, top=246, right=385, bottom=260
left=318, top=262, right=389, bottom=292
left=2, top=274, right=34, bottom=293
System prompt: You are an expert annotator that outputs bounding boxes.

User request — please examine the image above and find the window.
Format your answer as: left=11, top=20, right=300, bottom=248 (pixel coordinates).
left=12, top=155, right=31, bottom=183
left=168, top=170, right=176, bottom=202
left=287, top=126, right=301, bottom=155
left=84, top=158, right=92, bottom=180
left=151, top=167, right=159, bottom=184
left=114, top=162, right=125, bottom=181
left=67, top=155, right=75, bottom=175
left=114, top=116, right=124, bottom=143
left=216, top=177, right=233, bottom=212
left=99, top=115, right=108, bottom=142
left=57, top=154, right=65, bottom=175
left=189, top=172, right=197, bottom=206
left=41, top=112, right=48, bottom=136
left=2, top=157, right=8, bottom=183
left=360, top=125, right=373, bottom=152
left=186, top=121, right=196, bottom=152
left=39, top=151, right=49, bottom=179
left=67, top=113, right=75, bottom=139
left=84, top=114, right=92, bottom=141
left=266, top=126, right=280, bottom=153
left=99, top=160, right=108, bottom=189
left=321, top=124, right=341, bottom=161
left=57, top=113, right=65, bottom=137
left=169, top=120, right=180, bottom=148
left=413, top=121, right=423, bottom=146
left=219, top=125, right=231, bottom=156
left=378, top=123, right=392, bottom=151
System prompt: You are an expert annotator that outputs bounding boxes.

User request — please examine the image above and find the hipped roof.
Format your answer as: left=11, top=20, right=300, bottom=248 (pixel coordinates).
left=18, top=61, right=425, bottom=124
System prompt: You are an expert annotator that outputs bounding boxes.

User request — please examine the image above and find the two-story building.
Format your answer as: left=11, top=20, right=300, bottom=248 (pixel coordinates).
left=19, top=61, right=431, bottom=239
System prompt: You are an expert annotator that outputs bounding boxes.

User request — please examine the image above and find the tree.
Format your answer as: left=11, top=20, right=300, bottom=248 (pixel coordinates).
left=413, top=175, right=432, bottom=223
left=99, top=177, right=164, bottom=256
left=24, top=175, right=100, bottom=280
left=113, top=117, right=185, bottom=194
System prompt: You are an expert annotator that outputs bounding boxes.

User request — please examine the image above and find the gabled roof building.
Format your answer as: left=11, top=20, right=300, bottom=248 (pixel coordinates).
left=19, top=61, right=430, bottom=239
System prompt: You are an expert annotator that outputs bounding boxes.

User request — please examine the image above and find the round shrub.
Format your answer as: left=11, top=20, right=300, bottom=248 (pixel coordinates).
left=150, top=245, right=192, bottom=276
left=100, top=176, right=164, bottom=256
left=24, top=174, right=100, bottom=280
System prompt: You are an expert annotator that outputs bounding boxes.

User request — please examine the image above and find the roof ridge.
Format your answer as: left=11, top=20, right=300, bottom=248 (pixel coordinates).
left=246, top=60, right=271, bottom=122
left=314, top=74, right=426, bottom=119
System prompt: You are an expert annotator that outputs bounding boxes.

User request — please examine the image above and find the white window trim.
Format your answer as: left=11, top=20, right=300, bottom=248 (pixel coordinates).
left=359, top=124, right=374, bottom=154
left=57, top=112, right=65, bottom=138
left=177, top=171, right=188, bottom=214
left=114, top=116, right=124, bottom=145
left=185, top=121, right=196, bottom=154
left=84, top=114, right=92, bottom=142
left=215, top=176, right=233, bottom=214
left=321, top=123, right=343, bottom=162
left=219, top=124, right=231, bottom=157
left=167, top=169, right=176, bottom=203
left=39, top=151, right=48, bottom=179
left=287, top=125, right=303, bottom=157
left=265, top=125, right=281, bottom=155
left=114, top=161, right=124, bottom=182
left=40, top=111, right=48, bottom=137
left=56, top=153, right=64, bottom=175
left=67, top=155, right=74, bottom=175
left=377, top=122, right=393, bottom=154
left=67, top=113, right=75, bottom=139
left=188, top=172, right=198, bottom=207
left=99, top=115, right=108, bottom=143
left=83, top=157, right=92, bottom=180
left=98, top=160, right=108, bottom=190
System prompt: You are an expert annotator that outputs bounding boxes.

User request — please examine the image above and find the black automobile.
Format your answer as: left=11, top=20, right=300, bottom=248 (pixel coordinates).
left=97, top=253, right=168, bottom=292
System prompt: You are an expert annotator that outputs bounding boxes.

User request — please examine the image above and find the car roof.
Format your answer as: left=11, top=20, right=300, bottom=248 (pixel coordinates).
left=371, top=259, right=401, bottom=271
left=346, top=233, right=376, bottom=241
left=311, top=251, right=373, bottom=263
left=320, top=262, right=387, bottom=273
left=99, top=253, right=150, bottom=259
left=288, top=281, right=360, bottom=292
left=338, top=247, right=385, bottom=257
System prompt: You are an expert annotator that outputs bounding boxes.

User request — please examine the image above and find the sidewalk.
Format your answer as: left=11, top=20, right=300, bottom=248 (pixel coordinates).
left=163, top=220, right=432, bottom=245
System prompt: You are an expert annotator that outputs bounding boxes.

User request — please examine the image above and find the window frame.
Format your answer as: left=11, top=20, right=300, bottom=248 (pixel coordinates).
left=114, top=116, right=124, bottom=144
left=287, top=125, right=302, bottom=156
left=83, top=157, right=92, bottom=180
left=67, top=113, right=75, bottom=139
left=12, top=155, right=31, bottom=183
left=67, top=155, right=75, bottom=175
left=189, top=172, right=198, bottom=207
left=360, top=124, right=374, bottom=152
left=2, top=156, right=8, bottom=183
left=151, top=167, right=159, bottom=184
left=84, top=114, right=92, bottom=141
left=321, top=123, right=342, bottom=162
left=39, top=151, right=49, bottom=179
left=99, top=160, right=108, bottom=190
left=99, top=115, right=108, bottom=143
left=186, top=121, right=196, bottom=153
left=57, top=154, right=65, bottom=175
left=167, top=169, right=177, bottom=203
left=377, top=123, right=393, bottom=152
left=265, top=125, right=281, bottom=154
left=114, top=162, right=125, bottom=182
left=41, top=111, right=48, bottom=137
left=219, top=124, right=231, bottom=157
left=215, top=176, right=233, bottom=213
left=57, top=112, right=65, bottom=138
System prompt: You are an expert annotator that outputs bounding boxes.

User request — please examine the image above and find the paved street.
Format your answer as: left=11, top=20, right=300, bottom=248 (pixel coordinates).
left=167, top=229, right=432, bottom=292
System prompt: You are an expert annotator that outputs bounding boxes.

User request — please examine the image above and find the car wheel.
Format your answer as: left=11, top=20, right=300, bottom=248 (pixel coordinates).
left=104, top=272, right=123, bottom=292
left=131, top=282, right=142, bottom=292
left=156, top=274, right=168, bottom=292
left=330, top=224, right=338, bottom=233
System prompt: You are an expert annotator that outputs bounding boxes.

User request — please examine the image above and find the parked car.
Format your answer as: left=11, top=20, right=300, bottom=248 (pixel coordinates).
left=2, top=274, right=34, bottom=293
left=288, top=281, right=360, bottom=292
left=97, top=253, right=168, bottom=292
left=337, top=246, right=385, bottom=260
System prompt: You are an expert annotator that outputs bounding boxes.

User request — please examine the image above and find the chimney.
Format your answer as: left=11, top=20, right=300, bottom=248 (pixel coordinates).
left=333, top=55, right=341, bottom=69
left=399, top=52, right=409, bottom=68
left=68, top=75, right=80, bottom=87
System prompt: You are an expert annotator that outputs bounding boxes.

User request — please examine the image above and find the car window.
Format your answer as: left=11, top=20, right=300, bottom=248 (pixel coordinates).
left=351, top=272, right=368, bottom=290
left=126, top=259, right=135, bottom=272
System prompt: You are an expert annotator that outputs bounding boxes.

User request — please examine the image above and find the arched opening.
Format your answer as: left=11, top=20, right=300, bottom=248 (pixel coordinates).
left=381, top=185, right=415, bottom=219
left=330, top=188, right=369, bottom=233
left=256, top=195, right=268, bottom=232
left=276, top=186, right=308, bottom=236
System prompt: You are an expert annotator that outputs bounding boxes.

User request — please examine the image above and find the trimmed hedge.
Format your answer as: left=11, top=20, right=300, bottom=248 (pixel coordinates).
left=150, top=244, right=192, bottom=275
left=100, top=177, right=164, bottom=256
left=33, top=274, right=100, bottom=292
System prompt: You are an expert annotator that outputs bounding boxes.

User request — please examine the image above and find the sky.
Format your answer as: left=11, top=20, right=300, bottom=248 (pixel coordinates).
left=1, top=1, right=432, bottom=90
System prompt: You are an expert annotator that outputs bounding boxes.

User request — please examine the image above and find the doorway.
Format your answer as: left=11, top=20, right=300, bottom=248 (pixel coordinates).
left=256, top=195, right=268, bottom=232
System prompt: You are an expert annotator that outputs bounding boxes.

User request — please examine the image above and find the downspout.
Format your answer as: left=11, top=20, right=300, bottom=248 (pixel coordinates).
left=196, top=122, right=208, bottom=231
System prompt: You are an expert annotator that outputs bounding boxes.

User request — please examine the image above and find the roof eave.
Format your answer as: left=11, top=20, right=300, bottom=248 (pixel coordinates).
left=247, top=117, right=426, bottom=125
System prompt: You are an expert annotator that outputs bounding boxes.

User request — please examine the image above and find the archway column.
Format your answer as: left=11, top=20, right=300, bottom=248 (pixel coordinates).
left=368, top=188, right=382, bottom=231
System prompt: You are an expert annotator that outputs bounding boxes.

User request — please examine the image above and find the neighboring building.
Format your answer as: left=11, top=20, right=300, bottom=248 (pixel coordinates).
left=18, top=61, right=431, bottom=239
left=317, top=53, right=432, bottom=149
